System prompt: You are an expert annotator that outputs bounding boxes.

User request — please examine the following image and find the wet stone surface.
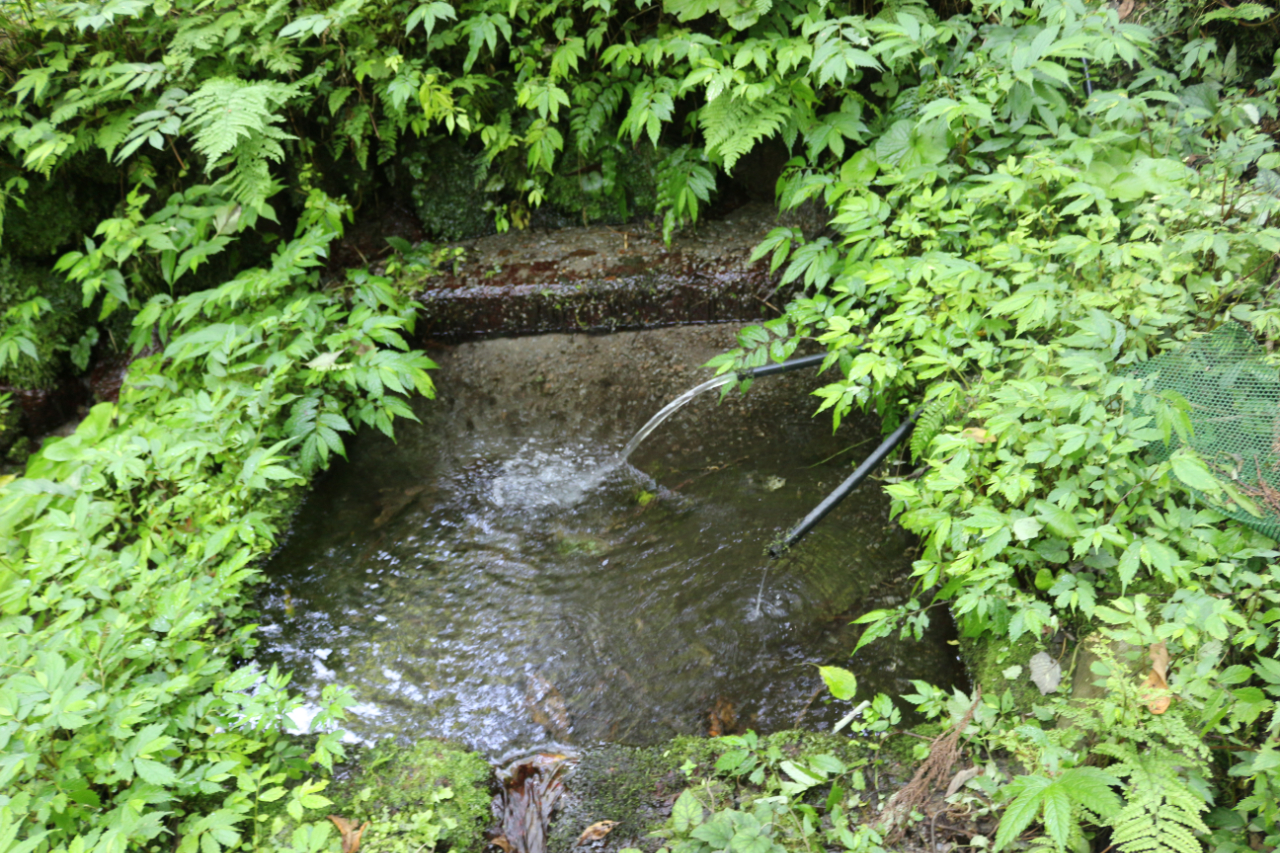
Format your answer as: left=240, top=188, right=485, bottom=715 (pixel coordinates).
left=410, top=204, right=792, bottom=340
left=257, top=325, right=963, bottom=756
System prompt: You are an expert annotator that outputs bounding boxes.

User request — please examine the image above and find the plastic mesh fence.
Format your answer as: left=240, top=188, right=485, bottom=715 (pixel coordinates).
left=1133, top=322, right=1280, bottom=542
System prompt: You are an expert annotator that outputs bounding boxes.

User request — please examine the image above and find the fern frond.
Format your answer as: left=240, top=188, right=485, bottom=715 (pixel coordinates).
left=184, top=77, right=300, bottom=172
left=571, top=80, right=625, bottom=155
left=910, top=387, right=959, bottom=462
left=699, top=89, right=791, bottom=173
left=1093, top=743, right=1209, bottom=853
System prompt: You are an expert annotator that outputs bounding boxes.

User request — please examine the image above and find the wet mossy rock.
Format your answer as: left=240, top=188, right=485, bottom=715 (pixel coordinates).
left=3, top=161, right=116, bottom=260
left=548, top=744, right=683, bottom=853
left=403, top=138, right=497, bottom=243
left=408, top=203, right=787, bottom=340
left=957, top=630, right=1045, bottom=715
left=546, top=143, right=659, bottom=226
left=328, top=739, right=493, bottom=853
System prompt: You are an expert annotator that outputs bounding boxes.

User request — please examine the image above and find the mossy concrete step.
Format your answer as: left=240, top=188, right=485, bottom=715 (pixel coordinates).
left=407, top=204, right=794, bottom=341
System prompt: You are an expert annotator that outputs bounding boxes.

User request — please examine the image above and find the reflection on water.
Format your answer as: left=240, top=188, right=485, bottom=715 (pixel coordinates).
left=257, top=328, right=962, bottom=756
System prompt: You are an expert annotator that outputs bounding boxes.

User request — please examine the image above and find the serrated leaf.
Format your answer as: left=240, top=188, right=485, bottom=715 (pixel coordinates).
left=1170, top=448, right=1223, bottom=495
left=134, top=757, right=178, bottom=786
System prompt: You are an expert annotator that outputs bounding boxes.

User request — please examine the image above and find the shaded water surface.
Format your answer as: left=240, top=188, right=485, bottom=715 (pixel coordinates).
left=257, top=327, right=961, bottom=756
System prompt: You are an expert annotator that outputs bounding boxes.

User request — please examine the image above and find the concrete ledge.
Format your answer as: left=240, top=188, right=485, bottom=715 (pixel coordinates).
left=410, top=203, right=790, bottom=340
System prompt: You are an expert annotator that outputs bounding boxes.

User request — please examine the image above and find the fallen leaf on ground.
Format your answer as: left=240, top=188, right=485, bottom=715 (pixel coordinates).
left=1141, top=641, right=1171, bottom=714
left=1112, top=0, right=1135, bottom=20
left=495, top=753, right=575, bottom=853
left=945, top=766, right=983, bottom=798
left=492, top=836, right=514, bottom=853
left=576, top=821, right=619, bottom=846
left=1029, top=652, right=1062, bottom=695
left=960, top=427, right=996, bottom=444
left=329, top=816, right=370, bottom=853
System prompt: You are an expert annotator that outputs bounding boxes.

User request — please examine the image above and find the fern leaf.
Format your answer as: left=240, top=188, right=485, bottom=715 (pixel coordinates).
left=1096, top=745, right=1209, bottom=853
left=909, top=388, right=958, bottom=462
left=699, top=89, right=791, bottom=173
left=184, top=77, right=300, bottom=172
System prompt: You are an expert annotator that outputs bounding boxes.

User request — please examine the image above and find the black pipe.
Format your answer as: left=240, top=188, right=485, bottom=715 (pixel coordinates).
left=769, top=409, right=921, bottom=557
left=740, top=352, right=829, bottom=379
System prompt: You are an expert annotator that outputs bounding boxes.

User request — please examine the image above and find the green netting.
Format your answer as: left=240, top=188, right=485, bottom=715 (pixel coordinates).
left=1133, top=322, right=1280, bottom=542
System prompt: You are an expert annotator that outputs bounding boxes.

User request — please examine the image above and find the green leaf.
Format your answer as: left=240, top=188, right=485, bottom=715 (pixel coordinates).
left=1039, top=783, right=1072, bottom=848
left=1012, top=517, right=1042, bottom=542
left=672, top=789, right=704, bottom=832
left=994, top=775, right=1052, bottom=852
left=134, top=757, right=178, bottom=786
left=819, top=666, right=858, bottom=701
left=690, top=817, right=734, bottom=849
left=1170, top=448, right=1224, bottom=495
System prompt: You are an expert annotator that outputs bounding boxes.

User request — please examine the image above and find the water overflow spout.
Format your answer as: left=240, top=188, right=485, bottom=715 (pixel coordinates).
left=621, top=351, right=921, bottom=556
left=620, top=353, right=831, bottom=461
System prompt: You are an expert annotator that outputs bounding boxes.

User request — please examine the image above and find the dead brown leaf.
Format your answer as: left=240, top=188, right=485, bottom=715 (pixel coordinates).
left=708, top=696, right=737, bottom=737
left=373, top=485, right=426, bottom=529
left=492, top=836, right=514, bottom=853
left=329, top=816, right=370, bottom=853
left=576, top=821, right=619, bottom=846
left=495, top=753, right=575, bottom=853
left=960, top=427, right=996, bottom=444
left=1112, top=0, right=1135, bottom=20
left=1140, top=642, right=1172, bottom=714
left=944, top=766, right=983, bottom=798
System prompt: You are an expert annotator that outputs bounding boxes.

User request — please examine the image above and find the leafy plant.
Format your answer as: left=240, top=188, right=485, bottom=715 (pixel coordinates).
left=0, top=196, right=436, bottom=853
left=993, top=767, right=1121, bottom=853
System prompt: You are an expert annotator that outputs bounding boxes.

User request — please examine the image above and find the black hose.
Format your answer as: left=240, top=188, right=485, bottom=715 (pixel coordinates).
left=769, top=409, right=921, bottom=557
left=739, top=352, right=829, bottom=379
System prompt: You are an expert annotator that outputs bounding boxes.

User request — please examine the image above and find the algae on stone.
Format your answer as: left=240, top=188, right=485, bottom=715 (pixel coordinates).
left=404, top=139, right=497, bottom=243
left=328, top=739, right=493, bottom=853
left=956, top=629, right=1046, bottom=715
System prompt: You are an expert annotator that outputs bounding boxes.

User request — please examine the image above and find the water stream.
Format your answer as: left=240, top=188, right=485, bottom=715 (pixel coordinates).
left=619, top=374, right=735, bottom=461
left=257, top=327, right=962, bottom=756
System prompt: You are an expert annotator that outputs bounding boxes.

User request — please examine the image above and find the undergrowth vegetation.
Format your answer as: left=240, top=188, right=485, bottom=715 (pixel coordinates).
left=2, top=0, right=1280, bottom=851
left=0, top=199, right=435, bottom=853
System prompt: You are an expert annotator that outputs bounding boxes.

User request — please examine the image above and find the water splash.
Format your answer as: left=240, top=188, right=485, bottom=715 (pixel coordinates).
left=620, top=374, right=735, bottom=461
left=490, top=440, right=617, bottom=512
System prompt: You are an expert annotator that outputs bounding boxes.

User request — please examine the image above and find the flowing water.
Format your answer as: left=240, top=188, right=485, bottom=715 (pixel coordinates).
left=620, top=374, right=735, bottom=461
left=257, top=327, right=962, bottom=756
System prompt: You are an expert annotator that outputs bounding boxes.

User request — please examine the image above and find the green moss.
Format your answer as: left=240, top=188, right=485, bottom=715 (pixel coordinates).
left=403, top=139, right=496, bottom=242
left=328, top=738, right=493, bottom=853
left=881, top=722, right=944, bottom=767
left=548, top=743, right=683, bottom=853
left=545, top=143, right=658, bottom=226
left=0, top=394, right=19, bottom=459
left=0, top=257, right=89, bottom=388
left=957, top=629, right=1044, bottom=715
